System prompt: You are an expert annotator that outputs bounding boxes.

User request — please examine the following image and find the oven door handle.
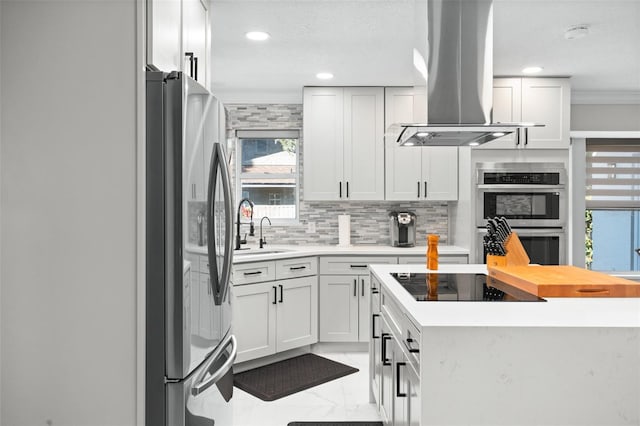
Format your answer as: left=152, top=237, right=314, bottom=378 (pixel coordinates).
left=477, top=184, right=565, bottom=190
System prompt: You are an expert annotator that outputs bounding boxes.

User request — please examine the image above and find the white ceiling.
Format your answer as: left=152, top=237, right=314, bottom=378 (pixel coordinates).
left=210, top=0, right=640, bottom=104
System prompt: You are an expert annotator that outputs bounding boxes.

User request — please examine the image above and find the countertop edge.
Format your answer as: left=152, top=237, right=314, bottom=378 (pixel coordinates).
left=370, top=264, right=640, bottom=329
left=185, top=244, right=470, bottom=263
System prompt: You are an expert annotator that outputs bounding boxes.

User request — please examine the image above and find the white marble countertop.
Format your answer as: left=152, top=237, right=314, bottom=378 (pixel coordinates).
left=370, top=263, right=640, bottom=328
left=185, top=243, right=469, bottom=263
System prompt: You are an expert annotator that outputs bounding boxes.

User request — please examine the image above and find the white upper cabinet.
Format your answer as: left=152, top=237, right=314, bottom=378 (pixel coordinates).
left=384, top=87, right=458, bottom=201
left=183, top=0, right=209, bottom=87
left=303, top=87, right=384, bottom=201
left=147, top=0, right=182, bottom=72
left=480, top=77, right=570, bottom=149
left=147, top=0, right=210, bottom=88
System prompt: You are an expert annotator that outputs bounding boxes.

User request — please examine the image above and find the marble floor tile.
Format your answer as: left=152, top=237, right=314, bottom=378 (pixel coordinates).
left=230, top=349, right=381, bottom=426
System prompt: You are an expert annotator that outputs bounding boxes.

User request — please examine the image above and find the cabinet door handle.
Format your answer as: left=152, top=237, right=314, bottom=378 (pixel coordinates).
left=372, top=314, right=380, bottom=339
left=353, top=279, right=357, bottom=297
left=185, top=52, right=194, bottom=79
left=381, top=334, right=391, bottom=366
left=243, top=271, right=262, bottom=276
left=346, top=181, right=349, bottom=198
left=193, top=56, right=198, bottom=81
left=417, top=181, right=420, bottom=198
left=424, top=181, right=427, bottom=197
left=405, top=337, right=420, bottom=353
left=278, top=284, right=283, bottom=303
left=524, top=127, right=529, bottom=146
left=272, top=286, right=277, bottom=305
left=515, top=128, right=521, bottom=146
left=289, top=266, right=306, bottom=271
left=396, top=362, right=407, bottom=397
left=339, top=182, right=342, bottom=198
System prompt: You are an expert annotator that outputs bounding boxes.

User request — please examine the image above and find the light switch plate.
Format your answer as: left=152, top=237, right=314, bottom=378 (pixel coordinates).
left=307, top=221, right=316, bottom=233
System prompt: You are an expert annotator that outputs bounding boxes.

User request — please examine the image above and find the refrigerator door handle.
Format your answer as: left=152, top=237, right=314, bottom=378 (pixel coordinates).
left=191, top=334, right=237, bottom=396
left=208, top=142, right=234, bottom=305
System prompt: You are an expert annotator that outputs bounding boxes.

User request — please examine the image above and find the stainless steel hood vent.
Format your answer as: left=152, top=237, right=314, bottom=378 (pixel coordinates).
left=393, top=0, right=542, bottom=147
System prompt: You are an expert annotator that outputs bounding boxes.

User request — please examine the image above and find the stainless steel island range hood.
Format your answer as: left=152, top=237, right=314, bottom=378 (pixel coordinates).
left=391, top=0, right=542, bottom=147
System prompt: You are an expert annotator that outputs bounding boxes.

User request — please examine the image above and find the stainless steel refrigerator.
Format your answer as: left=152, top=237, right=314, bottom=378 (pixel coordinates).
left=146, top=71, right=236, bottom=426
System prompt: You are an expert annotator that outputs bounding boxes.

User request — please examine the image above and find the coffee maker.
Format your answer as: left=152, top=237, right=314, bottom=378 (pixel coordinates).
left=389, top=211, right=417, bottom=247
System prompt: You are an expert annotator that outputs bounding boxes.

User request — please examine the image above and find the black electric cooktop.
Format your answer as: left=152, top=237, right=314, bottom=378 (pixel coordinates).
left=390, top=273, right=545, bottom=302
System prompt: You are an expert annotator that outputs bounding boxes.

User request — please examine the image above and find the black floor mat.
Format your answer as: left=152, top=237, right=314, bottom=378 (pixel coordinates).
left=233, top=353, right=358, bottom=401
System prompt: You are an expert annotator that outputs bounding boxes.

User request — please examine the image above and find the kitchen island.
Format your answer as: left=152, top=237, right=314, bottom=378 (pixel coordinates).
left=369, top=264, right=640, bottom=426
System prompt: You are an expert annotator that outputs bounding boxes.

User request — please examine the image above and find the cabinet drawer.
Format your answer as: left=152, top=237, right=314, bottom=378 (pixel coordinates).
left=380, top=288, right=403, bottom=338
left=233, top=261, right=276, bottom=285
left=401, top=316, right=421, bottom=373
left=275, top=256, right=318, bottom=279
left=320, top=256, right=397, bottom=275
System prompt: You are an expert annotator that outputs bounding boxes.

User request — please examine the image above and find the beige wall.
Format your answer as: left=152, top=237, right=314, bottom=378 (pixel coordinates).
left=1, top=1, right=138, bottom=425
left=571, top=104, right=640, bottom=131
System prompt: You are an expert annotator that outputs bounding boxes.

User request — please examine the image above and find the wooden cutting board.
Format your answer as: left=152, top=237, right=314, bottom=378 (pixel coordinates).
left=488, top=265, right=640, bottom=297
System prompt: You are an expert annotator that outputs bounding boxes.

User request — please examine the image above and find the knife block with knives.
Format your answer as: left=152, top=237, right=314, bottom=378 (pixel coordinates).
left=484, top=217, right=530, bottom=267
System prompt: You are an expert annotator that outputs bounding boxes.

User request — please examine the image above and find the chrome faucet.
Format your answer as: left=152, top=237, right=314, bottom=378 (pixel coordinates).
left=235, top=198, right=255, bottom=250
left=259, top=216, right=272, bottom=249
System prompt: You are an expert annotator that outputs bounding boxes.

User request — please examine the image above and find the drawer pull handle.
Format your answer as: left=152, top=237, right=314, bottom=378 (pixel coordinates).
left=396, top=362, right=407, bottom=397
left=405, top=337, right=420, bottom=353
left=289, top=266, right=307, bottom=271
left=243, top=271, right=262, bottom=276
left=350, top=264, right=367, bottom=269
left=381, top=334, right=391, bottom=366
left=371, top=314, right=380, bottom=339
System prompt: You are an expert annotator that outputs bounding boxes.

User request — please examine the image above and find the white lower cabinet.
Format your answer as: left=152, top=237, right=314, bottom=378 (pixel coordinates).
left=319, top=275, right=370, bottom=342
left=319, top=256, right=396, bottom=342
left=233, top=275, right=318, bottom=363
left=392, top=338, right=421, bottom=426
left=232, top=257, right=319, bottom=363
left=372, top=278, right=422, bottom=426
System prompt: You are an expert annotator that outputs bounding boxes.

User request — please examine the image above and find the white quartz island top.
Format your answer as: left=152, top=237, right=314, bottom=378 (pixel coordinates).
left=370, top=263, right=640, bottom=328
left=186, top=244, right=469, bottom=263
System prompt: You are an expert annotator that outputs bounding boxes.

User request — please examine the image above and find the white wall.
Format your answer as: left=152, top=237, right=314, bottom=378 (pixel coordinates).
left=571, top=104, right=640, bottom=131
left=1, top=2, right=139, bottom=425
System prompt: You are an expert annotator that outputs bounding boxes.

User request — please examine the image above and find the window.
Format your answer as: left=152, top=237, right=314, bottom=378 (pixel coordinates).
left=586, top=140, right=640, bottom=271
left=236, top=129, right=299, bottom=222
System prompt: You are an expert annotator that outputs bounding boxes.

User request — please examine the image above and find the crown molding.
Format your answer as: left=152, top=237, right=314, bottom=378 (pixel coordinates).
left=572, top=90, right=640, bottom=105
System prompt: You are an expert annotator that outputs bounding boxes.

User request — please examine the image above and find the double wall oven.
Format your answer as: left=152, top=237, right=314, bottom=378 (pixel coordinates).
left=476, top=162, right=567, bottom=265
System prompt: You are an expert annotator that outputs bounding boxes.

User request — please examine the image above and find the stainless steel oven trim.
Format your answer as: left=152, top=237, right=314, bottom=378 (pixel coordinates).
left=476, top=227, right=566, bottom=265
left=476, top=162, right=567, bottom=186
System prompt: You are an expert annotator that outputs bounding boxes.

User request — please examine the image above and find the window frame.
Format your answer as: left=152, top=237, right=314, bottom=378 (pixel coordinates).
left=235, top=129, right=301, bottom=225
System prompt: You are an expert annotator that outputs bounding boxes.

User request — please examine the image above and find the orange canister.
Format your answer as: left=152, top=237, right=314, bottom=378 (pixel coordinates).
left=427, top=234, right=439, bottom=270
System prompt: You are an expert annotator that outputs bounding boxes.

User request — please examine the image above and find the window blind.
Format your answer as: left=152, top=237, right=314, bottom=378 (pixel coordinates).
left=586, top=140, right=640, bottom=209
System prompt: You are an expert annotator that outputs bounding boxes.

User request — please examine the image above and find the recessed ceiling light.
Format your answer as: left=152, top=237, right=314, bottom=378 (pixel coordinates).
left=522, top=66, right=543, bottom=74
left=245, top=31, right=270, bottom=41
left=469, top=142, right=480, bottom=146
left=492, top=132, right=506, bottom=137
left=565, top=25, right=589, bottom=40
left=416, top=132, right=430, bottom=137
left=316, top=72, right=334, bottom=80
